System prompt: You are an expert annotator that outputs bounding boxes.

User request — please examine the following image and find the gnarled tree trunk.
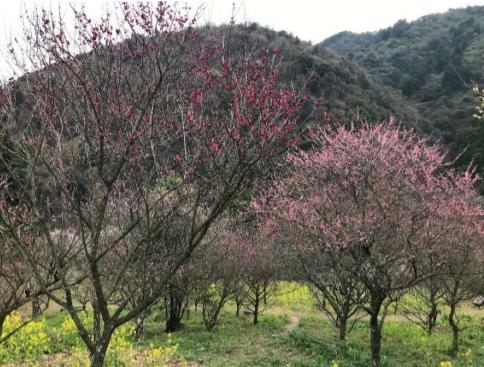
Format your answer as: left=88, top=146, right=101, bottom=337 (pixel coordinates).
left=448, top=303, right=459, bottom=357
left=369, top=291, right=385, bottom=367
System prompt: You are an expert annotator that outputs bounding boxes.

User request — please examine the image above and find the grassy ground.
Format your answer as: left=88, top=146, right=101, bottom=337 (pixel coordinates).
left=147, top=307, right=484, bottom=367
left=1, top=283, right=483, bottom=366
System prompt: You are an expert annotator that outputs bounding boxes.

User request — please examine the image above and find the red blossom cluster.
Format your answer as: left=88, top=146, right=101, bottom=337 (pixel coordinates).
left=0, top=2, right=306, bottom=364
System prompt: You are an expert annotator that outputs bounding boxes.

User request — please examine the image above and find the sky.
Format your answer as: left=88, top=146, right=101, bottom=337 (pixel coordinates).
left=1, top=0, right=484, bottom=44
left=198, top=0, right=484, bottom=43
left=0, top=0, right=483, bottom=78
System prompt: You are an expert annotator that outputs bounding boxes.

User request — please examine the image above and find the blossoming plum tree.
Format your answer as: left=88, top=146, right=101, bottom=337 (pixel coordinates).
left=0, top=178, right=35, bottom=342
left=0, top=2, right=304, bottom=366
left=263, top=123, right=484, bottom=367
left=0, top=173, right=58, bottom=343
left=240, top=231, right=281, bottom=325
left=434, top=181, right=484, bottom=355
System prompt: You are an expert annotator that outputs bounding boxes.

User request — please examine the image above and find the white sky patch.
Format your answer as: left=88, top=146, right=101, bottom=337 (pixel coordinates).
left=0, top=0, right=483, bottom=79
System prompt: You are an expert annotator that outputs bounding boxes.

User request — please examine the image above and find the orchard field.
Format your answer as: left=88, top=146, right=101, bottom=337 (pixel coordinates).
left=1, top=283, right=483, bottom=367
left=1, top=3, right=484, bottom=367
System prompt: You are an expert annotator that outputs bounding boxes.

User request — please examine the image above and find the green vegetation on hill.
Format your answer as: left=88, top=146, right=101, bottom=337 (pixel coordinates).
left=208, top=13, right=484, bottom=176
left=321, top=6, right=484, bottom=177
left=209, top=23, right=418, bottom=125
left=322, top=6, right=484, bottom=98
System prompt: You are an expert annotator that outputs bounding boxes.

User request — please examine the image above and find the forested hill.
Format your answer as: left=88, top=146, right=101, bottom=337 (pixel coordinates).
left=7, top=23, right=416, bottom=133
left=207, top=24, right=417, bottom=125
left=321, top=6, right=484, bottom=173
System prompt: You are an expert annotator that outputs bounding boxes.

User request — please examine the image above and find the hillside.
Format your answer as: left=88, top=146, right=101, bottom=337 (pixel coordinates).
left=321, top=6, right=484, bottom=172
left=5, top=23, right=417, bottom=149
left=0, top=22, right=420, bottom=211
left=201, top=24, right=417, bottom=126
left=5, top=7, right=484, bottom=178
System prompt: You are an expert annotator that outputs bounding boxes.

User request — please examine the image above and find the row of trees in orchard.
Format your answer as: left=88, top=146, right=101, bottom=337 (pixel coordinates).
left=156, top=224, right=280, bottom=333
left=254, top=123, right=484, bottom=367
left=0, top=3, right=482, bottom=367
left=0, top=2, right=305, bottom=366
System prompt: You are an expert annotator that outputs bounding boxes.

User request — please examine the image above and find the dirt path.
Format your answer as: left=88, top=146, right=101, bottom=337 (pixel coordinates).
left=284, top=311, right=301, bottom=332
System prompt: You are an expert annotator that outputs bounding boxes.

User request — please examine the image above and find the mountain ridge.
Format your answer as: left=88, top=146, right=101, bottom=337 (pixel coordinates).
left=320, top=5, right=484, bottom=177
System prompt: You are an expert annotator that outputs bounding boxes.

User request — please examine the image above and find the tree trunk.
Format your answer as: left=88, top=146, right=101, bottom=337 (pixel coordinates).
left=89, top=332, right=112, bottom=367
left=165, top=296, right=184, bottom=332
left=337, top=301, right=351, bottom=341
left=202, top=302, right=220, bottom=331
left=338, top=317, right=347, bottom=341
left=448, top=303, right=459, bottom=357
left=165, top=289, right=186, bottom=333
left=427, top=302, right=438, bottom=336
left=235, top=292, right=244, bottom=317
left=0, top=313, right=6, bottom=340
left=253, top=291, right=260, bottom=325
left=235, top=300, right=241, bottom=317
left=165, top=315, right=184, bottom=332
left=203, top=292, right=229, bottom=331
left=369, top=292, right=385, bottom=367
left=370, top=311, right=382, bottom=367
left=135, top=310, right=149, bottom=341
left=135, top=319, right=144, bottom=340
left=31, top=297, right=42, bottom=318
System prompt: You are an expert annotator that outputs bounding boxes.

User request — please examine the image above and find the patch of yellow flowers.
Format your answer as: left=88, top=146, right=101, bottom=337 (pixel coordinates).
left=0, top=311, right=185, bottom=366
left=142, top=333, right=186, bottom=367
left=276, top=282, right=313, bottom=307
left=0, top=311, right=51, bottom=362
